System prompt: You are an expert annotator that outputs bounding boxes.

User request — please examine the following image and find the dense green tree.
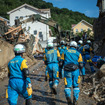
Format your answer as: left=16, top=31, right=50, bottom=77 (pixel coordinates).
left=0, top=0, right=94, bottom=34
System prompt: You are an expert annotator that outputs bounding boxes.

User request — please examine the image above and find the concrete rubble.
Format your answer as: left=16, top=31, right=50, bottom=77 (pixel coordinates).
left=81, top=64, right=105, bottom=104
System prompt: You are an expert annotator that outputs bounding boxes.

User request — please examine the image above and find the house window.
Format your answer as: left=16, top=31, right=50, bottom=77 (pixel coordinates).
left=39, top=32, right=42, bottom=38
left=20, top=16, right=23, bottom=19
left=81, top=29, right=83, bottom=32
left=88, top=28, right=90, bottom=31
left=34, top=30, right=37, bottom=35
left=15, top=16, right=19, bottom=19
left=76, top=29, right=78, bottom=32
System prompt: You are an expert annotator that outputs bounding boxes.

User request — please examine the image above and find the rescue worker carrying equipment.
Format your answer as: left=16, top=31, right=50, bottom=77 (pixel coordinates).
left=7, top=44, right=32, bottom=105
left=60, top=41, right=83, bottom=105
left=58, top=40, right=68, bottom=78
left=77, top=40, right=85, bottom=82
left=44, top=42, right=60, bottom=95
left=83, top=40, right=95, bottom=73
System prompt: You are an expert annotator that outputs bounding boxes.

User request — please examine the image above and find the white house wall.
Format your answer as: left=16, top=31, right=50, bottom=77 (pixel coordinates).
left=22, top=21, right=49, bottom=41
left=9, top=6, right=49, bottom=41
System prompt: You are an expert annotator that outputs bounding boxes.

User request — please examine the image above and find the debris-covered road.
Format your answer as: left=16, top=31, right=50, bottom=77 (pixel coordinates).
left=0, top=60, right=97, bottom=105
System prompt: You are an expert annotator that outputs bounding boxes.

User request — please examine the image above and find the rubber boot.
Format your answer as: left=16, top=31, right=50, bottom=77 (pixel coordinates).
left=26, top=99, right=32, bottom=105
left=51, top=88, right=57, bottom=95
left=66, top=97, right=72, bottom=105
left=73, top=97, right=78, bottom=105
left=52, top=84, right=57, bottom=95
left=73, top=88, right=80, bottom=105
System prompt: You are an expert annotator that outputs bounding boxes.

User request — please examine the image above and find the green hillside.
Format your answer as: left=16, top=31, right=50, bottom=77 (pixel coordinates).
left=0, top=0, right=94, bottom=30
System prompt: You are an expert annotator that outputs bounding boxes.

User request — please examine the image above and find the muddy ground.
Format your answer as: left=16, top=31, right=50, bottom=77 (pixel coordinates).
left=0, top=60, right=97, bottom=105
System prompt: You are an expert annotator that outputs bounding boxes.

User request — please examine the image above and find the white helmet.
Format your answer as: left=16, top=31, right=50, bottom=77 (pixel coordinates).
left=60, top=40, right=65, bottom=45
left=47, top=39, right=52, bottom=44
left=47, top=42, right=53, bottom=48
left=70, top=41, right=77, bottom=48
left=14, top=44, right=25, bottom=54
left=78, top=40, right=83, bottom=44
left=87, top=40, right=91, bottom=44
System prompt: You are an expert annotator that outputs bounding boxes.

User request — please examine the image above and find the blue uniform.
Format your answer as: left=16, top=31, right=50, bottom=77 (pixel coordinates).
left=78, top=45, right=85, bottom=76
left=58, top=45, right=67, bottom=55
left=44, top=48, right=60, bottom=89
left=58, top=45, right=67, bottom=78
left=61, top=47, right=83, bottom=101
left=83, top=44, right=95, bottom=73
left=7, top=55, right=32, bottom=105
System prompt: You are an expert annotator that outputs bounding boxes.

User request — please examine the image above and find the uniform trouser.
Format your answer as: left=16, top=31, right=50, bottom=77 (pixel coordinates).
left=59, top=67, right=64, bottom=78
left=81, top=55, right=85, bottom=76
left=64, top=69, right=80, bottom=101
left=84, top=54, right=95, bottom=73
left=7, top=78, right=32, bottom=105
left=47, top=63, right=59, bottom=89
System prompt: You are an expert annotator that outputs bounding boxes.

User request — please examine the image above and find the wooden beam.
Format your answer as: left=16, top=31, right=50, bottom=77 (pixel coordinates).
left=5, top=25, right=22, bottom=35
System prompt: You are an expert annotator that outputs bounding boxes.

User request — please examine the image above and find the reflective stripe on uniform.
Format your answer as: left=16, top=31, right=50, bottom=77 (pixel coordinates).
left=78, top=54, right=83, bottom=62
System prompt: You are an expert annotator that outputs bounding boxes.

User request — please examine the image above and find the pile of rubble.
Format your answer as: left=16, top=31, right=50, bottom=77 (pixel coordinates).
left=82, top=64, right=105, bottom=104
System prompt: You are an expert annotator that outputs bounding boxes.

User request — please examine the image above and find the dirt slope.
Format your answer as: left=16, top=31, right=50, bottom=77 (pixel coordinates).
left=0, top=39, right=36, bottom=80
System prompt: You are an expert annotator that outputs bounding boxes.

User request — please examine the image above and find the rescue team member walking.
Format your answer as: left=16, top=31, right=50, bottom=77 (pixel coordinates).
left=44, top=40, right=52, bottom=81
left=44, top=42, right=60, bottom=94
left=58, top=40, right=68, bottom=78
left=6, top=44, right=32, bottom=105
left=77, top=40, right=86, bottom=82
left=60, top=41, right=83, bottom=105
left=83, top=40, right=95, bottom=73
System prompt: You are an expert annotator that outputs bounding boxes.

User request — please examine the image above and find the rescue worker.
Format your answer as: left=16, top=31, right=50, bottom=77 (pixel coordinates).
left=44, top=40, right=52, bottom=81
left=44, top=42, right=60, bottom=95
left=7, top=44, right=32, bottom=105
left=58, top=40, right=68, bottom=78
left=77, top=40, right=82, bottom=49
left=58, top=40, right=67, bottom=54
left=78, top=40, right=85, bottom=82
left=83, top=40, right=95, bottom=73
left=60, top=41, right=83, bottom=105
